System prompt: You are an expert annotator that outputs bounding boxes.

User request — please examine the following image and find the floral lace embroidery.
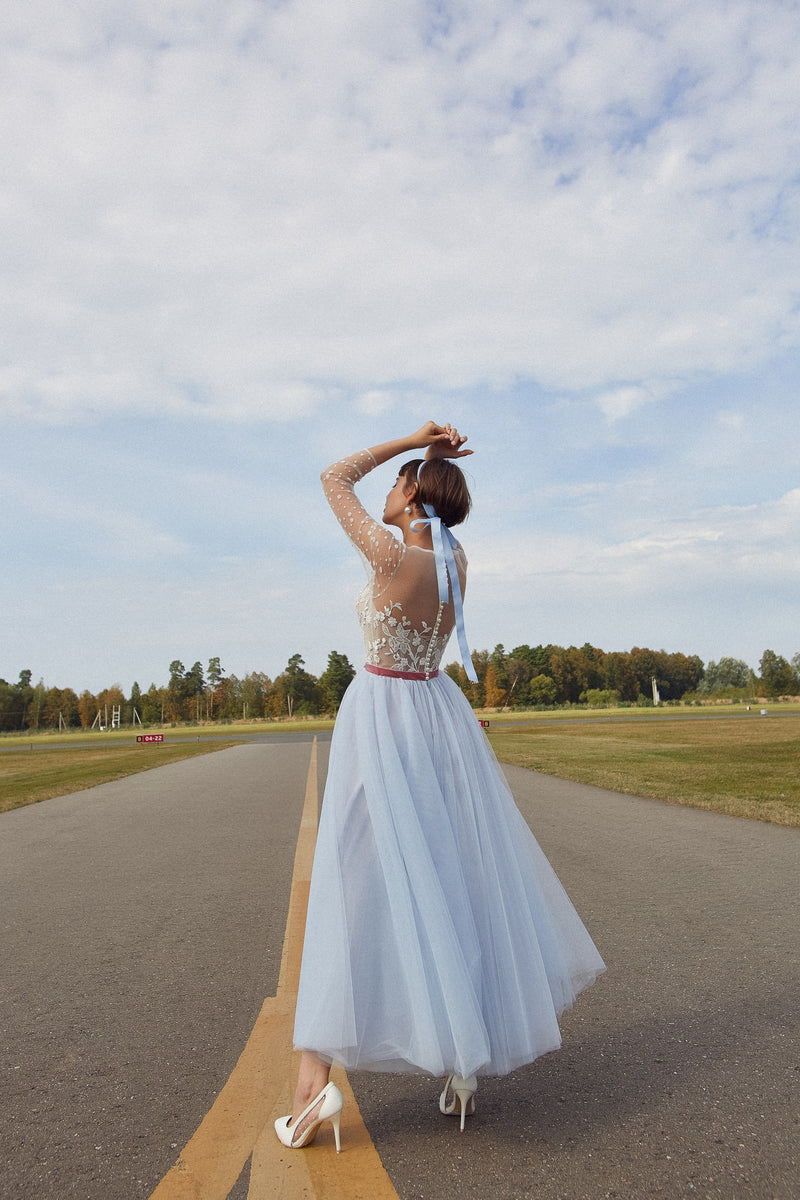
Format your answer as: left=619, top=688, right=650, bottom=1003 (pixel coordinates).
left=357, top=593, right=452, bottom=675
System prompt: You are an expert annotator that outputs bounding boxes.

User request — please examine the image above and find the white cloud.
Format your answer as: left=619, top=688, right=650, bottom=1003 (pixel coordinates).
left=596, top=385, right=657, bottom=422
left=468, top=485, right=800, bottom=623
left=356, top=389, right=398, bottom=416
left=3, top=0, right=800, bottom=424
left=458, top=483, right=800, bottom=668
left=3, top=2, right=800, bottom=692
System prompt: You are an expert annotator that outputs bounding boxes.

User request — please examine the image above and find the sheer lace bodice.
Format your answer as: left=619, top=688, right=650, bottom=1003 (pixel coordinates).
left=321, top=450, right=467, bottom=676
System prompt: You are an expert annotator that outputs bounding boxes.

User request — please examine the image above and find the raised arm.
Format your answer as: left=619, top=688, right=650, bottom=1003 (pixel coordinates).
left=320, top=449, right=404, bottom=580
left=320, top=422, right=472, bottom=577
left=366, top=421, right=472, bottom=467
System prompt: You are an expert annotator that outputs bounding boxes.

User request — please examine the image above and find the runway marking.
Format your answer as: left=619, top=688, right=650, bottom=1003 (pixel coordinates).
left=148, top=737, right=399, bottom=1200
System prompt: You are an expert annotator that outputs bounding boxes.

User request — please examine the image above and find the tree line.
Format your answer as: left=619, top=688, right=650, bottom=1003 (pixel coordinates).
left=1, top=645, right=798, bottom=733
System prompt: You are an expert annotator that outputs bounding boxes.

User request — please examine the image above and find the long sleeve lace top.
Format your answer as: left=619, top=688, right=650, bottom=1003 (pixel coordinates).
left=321, top=449, right=467, bottom=676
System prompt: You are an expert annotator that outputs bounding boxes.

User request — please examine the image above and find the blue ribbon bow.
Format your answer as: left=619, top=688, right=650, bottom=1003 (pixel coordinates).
left=411, top=475, right=478, bottom=683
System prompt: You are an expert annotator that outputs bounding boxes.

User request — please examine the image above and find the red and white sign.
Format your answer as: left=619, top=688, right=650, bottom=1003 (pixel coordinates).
left=137, top=734, right=165, bottom=743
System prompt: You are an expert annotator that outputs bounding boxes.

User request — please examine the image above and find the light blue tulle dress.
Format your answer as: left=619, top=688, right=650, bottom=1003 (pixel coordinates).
left=293, top=450, right=605, bottom=1079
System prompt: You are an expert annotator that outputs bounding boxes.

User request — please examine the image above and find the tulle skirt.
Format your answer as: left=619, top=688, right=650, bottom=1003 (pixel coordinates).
left=293, top=669, right=605, bottom=1078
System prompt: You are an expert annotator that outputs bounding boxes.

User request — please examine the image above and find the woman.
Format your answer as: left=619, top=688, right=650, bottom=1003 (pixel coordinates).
left=275, top=421, right=605, bottom=1152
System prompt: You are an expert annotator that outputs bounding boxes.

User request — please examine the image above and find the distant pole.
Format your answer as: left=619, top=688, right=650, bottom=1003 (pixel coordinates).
left=503, top=676, right=518, bottom=712
left=651, top=676, right=660, bottom=706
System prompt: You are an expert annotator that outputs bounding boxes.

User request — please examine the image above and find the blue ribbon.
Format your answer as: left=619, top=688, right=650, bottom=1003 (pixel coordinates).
left=411, top=467, right=478, bottom=683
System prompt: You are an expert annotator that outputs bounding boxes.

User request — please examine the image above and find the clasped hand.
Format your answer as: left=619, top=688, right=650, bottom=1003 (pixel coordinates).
left=414, top=420, right=473, bottom=460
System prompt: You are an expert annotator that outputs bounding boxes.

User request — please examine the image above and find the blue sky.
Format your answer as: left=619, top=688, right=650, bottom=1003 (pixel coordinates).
left=3, top=0, right=799, bottom=694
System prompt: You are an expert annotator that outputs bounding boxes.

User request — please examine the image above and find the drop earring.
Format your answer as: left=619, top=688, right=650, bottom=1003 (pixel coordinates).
left=404, top=505, right=412, bottom=514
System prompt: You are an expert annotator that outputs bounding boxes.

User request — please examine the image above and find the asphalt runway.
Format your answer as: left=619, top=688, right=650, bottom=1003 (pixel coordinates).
left=1, top=738, right=798, bottom=1199
left=0, top=740, right=317, bottom=1200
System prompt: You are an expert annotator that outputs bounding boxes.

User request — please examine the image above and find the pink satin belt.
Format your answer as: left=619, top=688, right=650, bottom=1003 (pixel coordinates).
left=364, top=664, right=439, bottom=681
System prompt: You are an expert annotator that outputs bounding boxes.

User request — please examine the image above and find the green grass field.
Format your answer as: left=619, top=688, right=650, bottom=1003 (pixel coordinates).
left=1, top=709, right=798, bottom=826
left=0, top=740, right=240, bottom=814
left=488, top=713, right=800, bottom=827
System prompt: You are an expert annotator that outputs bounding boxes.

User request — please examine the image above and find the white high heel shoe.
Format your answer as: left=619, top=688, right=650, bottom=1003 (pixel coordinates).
left=274, top=1081, right=344, bottom=1152
left=439, top=1074, right=477, bottom=1131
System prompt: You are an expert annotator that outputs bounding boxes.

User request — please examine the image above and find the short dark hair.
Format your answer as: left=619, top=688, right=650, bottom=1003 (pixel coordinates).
left=399, top=458, right=472, bottom=528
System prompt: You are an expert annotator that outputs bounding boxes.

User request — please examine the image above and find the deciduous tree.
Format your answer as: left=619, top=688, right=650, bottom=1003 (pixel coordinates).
left=483, top=663, right=505, bottom=708
left=141, top=684, right=165, bottom=725
left=758, top=650, right=794, bottom=697
left=698, top=657, right=751, bottom=694
left=528, top=674, right=557, bottom=706
left=42, top=687, right=79, bottom=728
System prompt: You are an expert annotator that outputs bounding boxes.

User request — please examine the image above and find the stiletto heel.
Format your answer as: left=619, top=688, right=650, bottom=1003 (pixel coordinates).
left=274, top=1082, right=344, bottom=1152
left=439, top=1074, right=477, bottom=1131
left=330, top=1107, right=342, bottom=1153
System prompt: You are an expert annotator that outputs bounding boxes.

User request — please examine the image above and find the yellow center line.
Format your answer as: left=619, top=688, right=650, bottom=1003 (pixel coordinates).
left=148, top=737, right=400, bottom=1200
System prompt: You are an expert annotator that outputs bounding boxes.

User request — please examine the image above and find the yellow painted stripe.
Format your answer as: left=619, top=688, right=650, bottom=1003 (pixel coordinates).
left=148, top=738, right=400, bottom=1200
